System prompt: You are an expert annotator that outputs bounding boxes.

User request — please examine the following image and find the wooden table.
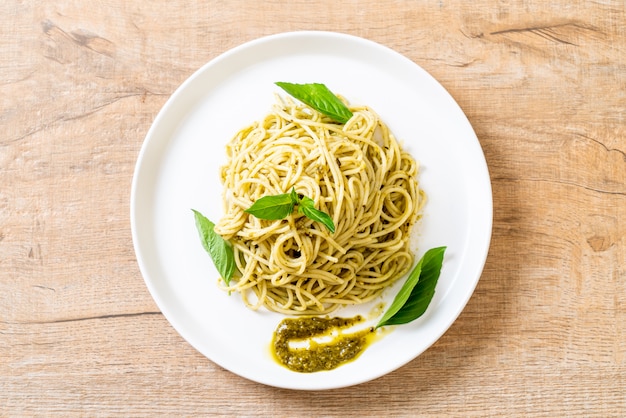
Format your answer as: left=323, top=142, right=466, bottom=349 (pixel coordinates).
left=2, top=1, right=625, bottom=416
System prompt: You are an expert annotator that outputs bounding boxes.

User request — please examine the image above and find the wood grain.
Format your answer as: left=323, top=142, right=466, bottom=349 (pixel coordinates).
left=1, top=0, right=625, bottom=416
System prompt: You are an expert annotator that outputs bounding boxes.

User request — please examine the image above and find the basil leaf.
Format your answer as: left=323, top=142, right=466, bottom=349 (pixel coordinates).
left=245, top=189, right=335, bottom=233
left=244, top=192, right=295, bottom=220
left=275, top=82, right=353, bottom=124
left=192, top=209, right=235, bottom=284
left=375, top=246, right=446, bottom=329
left=298, top=196, right=335, bottom=233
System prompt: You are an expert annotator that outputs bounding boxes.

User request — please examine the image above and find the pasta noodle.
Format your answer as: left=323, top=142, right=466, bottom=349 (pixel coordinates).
left=214, top=95, right=425, bottom=314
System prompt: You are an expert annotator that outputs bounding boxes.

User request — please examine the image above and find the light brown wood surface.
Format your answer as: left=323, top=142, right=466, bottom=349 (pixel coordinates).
left=2, top=1, right=625, bottom=416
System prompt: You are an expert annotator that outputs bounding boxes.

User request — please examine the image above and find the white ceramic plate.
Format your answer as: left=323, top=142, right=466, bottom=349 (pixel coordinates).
left=131, top=31, right=492, bottom=390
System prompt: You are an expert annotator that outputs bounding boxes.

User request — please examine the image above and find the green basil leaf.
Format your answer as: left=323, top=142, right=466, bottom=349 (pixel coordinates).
left=245, top=189, right=335, bottom=233
left=192, top=209, right=235, bottom=284
left=275, top=82, right=353, bottom=124
left=244, top=192, right=295, bottom=220
left=298, top=196, right=336, bottom=233
left=375, top=246, right=446, bottom=329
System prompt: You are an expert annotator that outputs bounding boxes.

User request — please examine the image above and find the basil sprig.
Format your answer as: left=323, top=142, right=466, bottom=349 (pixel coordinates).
left=275, top=82, right=353, bottom=124
left=192, top=209, right=235, bottom=284
left=376, top=246, right=447, bottom=329
left=245, top=188, right=335, bottom=233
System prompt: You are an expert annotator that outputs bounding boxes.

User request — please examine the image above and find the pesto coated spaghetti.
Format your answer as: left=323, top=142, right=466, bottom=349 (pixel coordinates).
left=213, top=95, right=424, bottom=314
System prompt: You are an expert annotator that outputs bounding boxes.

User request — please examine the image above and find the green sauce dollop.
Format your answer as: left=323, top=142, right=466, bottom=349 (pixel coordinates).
left=272, top=315, right=377, bottom=373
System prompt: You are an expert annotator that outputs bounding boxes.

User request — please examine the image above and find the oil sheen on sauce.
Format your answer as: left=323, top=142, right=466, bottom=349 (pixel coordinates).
left=271, top=315, right=379, bottom=373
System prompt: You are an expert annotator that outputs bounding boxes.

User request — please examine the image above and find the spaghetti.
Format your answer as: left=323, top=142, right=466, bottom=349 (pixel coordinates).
left=214, top=95, right=424, bottom=314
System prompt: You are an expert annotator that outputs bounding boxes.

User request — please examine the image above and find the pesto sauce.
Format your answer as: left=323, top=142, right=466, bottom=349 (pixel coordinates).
left=272, top=315, right=377, bottom=373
